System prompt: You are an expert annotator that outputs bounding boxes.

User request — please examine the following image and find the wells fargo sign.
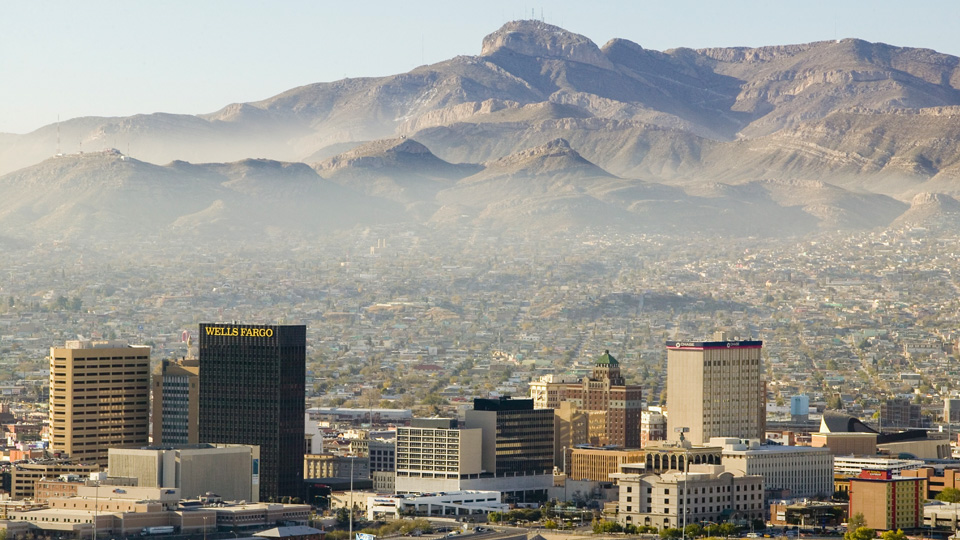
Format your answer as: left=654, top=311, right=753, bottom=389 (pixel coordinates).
left=204, top=326, right=274, bottom=337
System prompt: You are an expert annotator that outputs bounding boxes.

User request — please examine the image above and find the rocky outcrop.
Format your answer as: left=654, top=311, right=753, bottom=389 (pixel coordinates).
left=480, top=20, right=614, bottom=70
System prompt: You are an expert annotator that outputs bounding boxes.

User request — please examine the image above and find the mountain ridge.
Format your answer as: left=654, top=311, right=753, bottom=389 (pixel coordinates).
left=3, top=21, right=960, bottom=239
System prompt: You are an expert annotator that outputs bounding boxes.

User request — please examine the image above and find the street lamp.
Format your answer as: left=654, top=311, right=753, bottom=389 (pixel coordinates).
left=348, top=455, right=356, bottom=540
left=562, top=446, right=567, bottom=503
left=92, top=479, right=100, bottom=540
left=674, top=427, right=690, bottom=537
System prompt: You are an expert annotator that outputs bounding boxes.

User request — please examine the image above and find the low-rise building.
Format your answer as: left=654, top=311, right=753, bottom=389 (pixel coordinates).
left=902, top=467, right=960, bottom=499
left=713, top=438, right=834, bottom=499
left=371, top=471, right=395, bottom=493
left=833, top=456, right=924, bottom=477
left=848, top=470, right=924, bottom=531
left=349, top=438, right=395, bottom=472
left=305, top=454, right=371, bottom=482
left=811, top=432, right=878, bottom=456
left=569, top=447, right=645, bottom=482
left=10, top=460, right=99, bottom=500
left=613, top=464, right=765, bottom=529
left=108, top=444, right=260, bottom=503
left=768, top=500, right=846, bottom=527
left=366, top=490, right=507, bottom=520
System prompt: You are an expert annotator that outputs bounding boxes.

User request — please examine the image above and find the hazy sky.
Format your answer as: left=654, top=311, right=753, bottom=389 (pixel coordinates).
left=2, top=0, right=959, bottom=134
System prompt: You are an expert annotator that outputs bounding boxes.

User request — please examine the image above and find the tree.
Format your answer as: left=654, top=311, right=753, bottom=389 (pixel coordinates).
left=684, top=524, right=703, bottom=538
left=936, top=487, right=960, bottom=503
left=704, top=523, right=722, bottom=537
left=718, top=522, right=738, bottom=537
left=592, top=520, right=622, bottom=534
left=826, top=394, right=843, bottom=410
left=660, top=527, right=682, bottom=539
left=847, top=512, right=867, bottom=531
left=880, top=530, right=907, bottom=540
left=844, top=527, right=875, bottom=540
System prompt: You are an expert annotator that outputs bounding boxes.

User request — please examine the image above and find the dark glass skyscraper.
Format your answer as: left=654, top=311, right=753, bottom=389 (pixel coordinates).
left=198, top=323, right=306, bottom=500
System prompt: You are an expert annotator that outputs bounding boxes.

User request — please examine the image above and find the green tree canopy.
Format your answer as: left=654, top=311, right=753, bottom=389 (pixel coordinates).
left=593, top=520, right=622, bottom=534
left=718, top=523, right=738, bottom=537
left=660, top=527, right=682, bottom=539
left=936, top=487, right=960, bottom=503
left=880, top=530, right=907, bottom=540
left=844, top=526, right=875, bottom=540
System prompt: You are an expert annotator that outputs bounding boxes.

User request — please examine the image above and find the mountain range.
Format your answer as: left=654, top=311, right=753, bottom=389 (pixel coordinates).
left=4, top=20, right=960, bottom=241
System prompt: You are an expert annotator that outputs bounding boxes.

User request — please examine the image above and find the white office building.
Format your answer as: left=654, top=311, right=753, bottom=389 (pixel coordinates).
left=712, top=438, right=833, bottom=499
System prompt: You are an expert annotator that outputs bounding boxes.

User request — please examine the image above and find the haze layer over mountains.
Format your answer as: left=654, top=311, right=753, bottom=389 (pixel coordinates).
left=5, top=20, right=960, bottom=242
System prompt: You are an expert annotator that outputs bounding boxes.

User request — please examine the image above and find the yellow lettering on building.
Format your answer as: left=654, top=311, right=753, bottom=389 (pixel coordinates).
left=204, top=327, right=271, bottom=337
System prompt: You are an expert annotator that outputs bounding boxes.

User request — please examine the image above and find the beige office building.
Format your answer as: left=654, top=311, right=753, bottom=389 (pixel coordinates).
left=10, top=460, right=99, bottom=500
left=555, top=401, right=588, bottom=474
left=395, top=421, right=482, bottom=494
left=49, top=340, right=151, bottom=466
left=666, top=335, right=763, bottom=445
left=151, top=357, right=199, bottom=445
left=712, top=437, right=834, bottom=499
left=108, top=444, right=260, bottom=502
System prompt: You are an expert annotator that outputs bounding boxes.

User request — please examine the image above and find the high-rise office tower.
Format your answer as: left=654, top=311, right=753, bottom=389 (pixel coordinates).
left=666, top=333, right=763, bottom=445
left=465, top=397, right=554, bottom=475
left=49, top=340, right=151, bottom=466
left=198, top=323, right=306, bottom=500
left=152, top=357, right=200, bottom=444
left=464, top=397, right=555, bottom=501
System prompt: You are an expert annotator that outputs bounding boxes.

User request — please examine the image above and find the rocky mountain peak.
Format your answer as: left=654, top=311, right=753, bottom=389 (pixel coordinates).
left=483, top=137, right=613, bottom=179
left=338, top=137, right=431, bottom=160
left=480, top=20, right=613, bottom=70
left=492, top=137, right=577, bottom=164
left=314, top=137, right=476, bottom=182
left=909, top=191, right=960, bottom=207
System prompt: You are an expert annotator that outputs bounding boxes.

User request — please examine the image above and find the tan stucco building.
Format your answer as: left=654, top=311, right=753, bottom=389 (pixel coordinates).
left=666, top=335, right=764, bottom=445
left=811, top=432, right=878, bottom=455
left=49, top=340, right=150, bottom=466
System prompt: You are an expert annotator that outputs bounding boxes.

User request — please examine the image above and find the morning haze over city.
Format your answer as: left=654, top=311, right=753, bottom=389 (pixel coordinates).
left=3, top=2, right=960, bottom=539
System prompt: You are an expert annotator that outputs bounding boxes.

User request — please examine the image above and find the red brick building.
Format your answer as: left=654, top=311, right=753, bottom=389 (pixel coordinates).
left=541, top=351, right=643, bottom=448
